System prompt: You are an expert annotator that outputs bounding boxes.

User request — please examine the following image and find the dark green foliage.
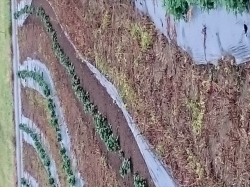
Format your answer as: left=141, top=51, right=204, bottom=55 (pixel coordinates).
left=133, top=173, right=147, bottom=187
left=190, top=0, right=215, bottom=10
left=57, top=132, right=62, bottom=142
left=163, top=0, right=250, bottom=20
left=119, top=158, right=131, bottom=178
left=48, top=177, right=54, bottom=185
left=94, top=113, right=120, bottom=151
left=21, top=177, right=31, bottom=187
left=163, top=0, right=189, bottom=20
left=19, top=124, right=55, bottom=186
left=18, top=70, right=50, bottom=97
left=68, top=175, right=76, bottom=185
left=60, top=147, right=66, bottom=155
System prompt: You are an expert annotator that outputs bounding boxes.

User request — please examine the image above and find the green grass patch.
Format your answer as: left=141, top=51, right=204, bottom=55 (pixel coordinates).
left=130, top=23, right=152, bottom=51
left=0, top=0, right=15, bottom=186
left=187, top=98, right=205, bottom=135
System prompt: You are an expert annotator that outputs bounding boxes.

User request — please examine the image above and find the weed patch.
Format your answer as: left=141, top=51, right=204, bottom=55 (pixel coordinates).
left=187, top=98, right=205, bottom=135
left=130, top=23, right=152, bottom=51
left=186, top=149, right=205, bottom=180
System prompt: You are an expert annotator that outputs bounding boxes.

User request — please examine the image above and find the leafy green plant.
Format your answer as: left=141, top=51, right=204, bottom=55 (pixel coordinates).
left=21, top=177, right=31, bottom=187
left=133, top=173, right=147, bottom=187
left=163, top=0, right=249, bottom=20
left=119, top=158, right=131, bottom=178
left=94, top=112, right=120, bottom=152
left=18, top=70, right=50, bottom=97
left=19, top=124, right=55, bottom=186
left=218, top=0, right=249, bottom=13
left=163, top=0, right=189, bottom=20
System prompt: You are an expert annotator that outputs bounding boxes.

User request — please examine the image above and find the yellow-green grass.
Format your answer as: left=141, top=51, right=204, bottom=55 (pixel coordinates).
left=0, top=0, right=14, bottom=186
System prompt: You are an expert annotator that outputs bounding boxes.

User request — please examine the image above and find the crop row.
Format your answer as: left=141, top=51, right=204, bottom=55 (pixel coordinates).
left=163, top=0, right=249, bottom=20
left=18, top=70, right=76, bottom=186
left=19, top=123, right=56, bottom=187
left=21, top=177, right=31, bottom=187
left=15, top=5, right=147, bottom=186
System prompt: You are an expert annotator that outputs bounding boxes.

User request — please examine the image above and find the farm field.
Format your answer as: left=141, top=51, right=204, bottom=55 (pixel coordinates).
left=47, top=0, right=250, bottom=186
left=12, top=0, right=250, bottom=187
left=16, top=1, right=152, bottom=186
left=0, top=0, right=15, bottom=186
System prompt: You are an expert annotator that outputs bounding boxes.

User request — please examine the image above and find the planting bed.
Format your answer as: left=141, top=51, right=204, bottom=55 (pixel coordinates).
left=42, top=0, right=250, bottom=186
left=15, top=0, right=250, bottom=187
left=21, top=87, right=68, bottom=187
left=17, top=3, right=152, bottom=186
left=23, top=142, right=49, bottom=187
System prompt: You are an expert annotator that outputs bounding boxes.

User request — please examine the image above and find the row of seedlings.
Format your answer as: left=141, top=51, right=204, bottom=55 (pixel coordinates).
left=15, top=5, right=147, bottom=187
left=19, top=123, right=55, bottom=187
left=18, top=70, right=76, bottom=186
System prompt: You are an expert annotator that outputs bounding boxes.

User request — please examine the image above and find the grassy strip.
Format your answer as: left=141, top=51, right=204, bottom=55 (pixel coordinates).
left=18, top=70, right=76, bottom=185
left=163, top=0, right=249, bottom=20
left=0, top=0, right=14, bottom=186
left=21, top=177, right=32, bottom=187
left=19, top=123, right=55, bottom=187
left=15, top=5, right=147, bottom=186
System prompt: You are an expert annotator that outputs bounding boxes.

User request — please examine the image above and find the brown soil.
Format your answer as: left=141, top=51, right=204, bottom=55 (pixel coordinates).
left=23, top=142, right=49, bottom=186
left=40, top=0, right=250, bottom=186
left=21, top=87, right=68, bottom=187
left=18, top=3, right=152, bottom=185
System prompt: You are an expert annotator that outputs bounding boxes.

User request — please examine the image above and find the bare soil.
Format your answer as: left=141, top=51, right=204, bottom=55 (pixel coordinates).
left=42, top=0, right=250, bottom=186
left=18, top=4, right=153, bottom=185
left=23, top=142, right=49, bottom=187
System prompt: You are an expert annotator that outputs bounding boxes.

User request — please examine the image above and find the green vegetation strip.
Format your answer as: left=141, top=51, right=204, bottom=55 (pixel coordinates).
left=18, top=70, right=76, bottom=185
left=0, top=0, right=14, bottom=186
left=21, top=177, right=32, bottom=187
left=19, top=123, right=55, bottom=187
left=15, top=6, right=147, bottom=186
left=163, top=0, right=249, bottom=20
